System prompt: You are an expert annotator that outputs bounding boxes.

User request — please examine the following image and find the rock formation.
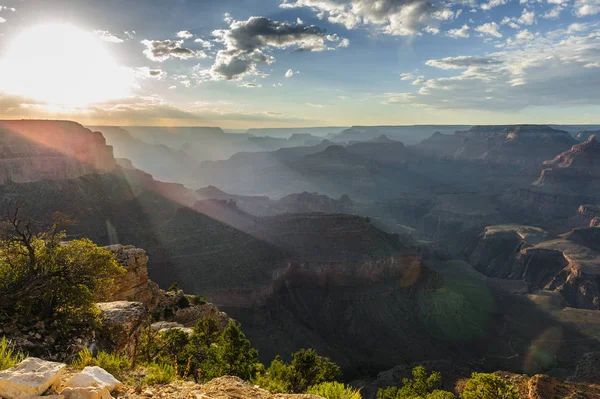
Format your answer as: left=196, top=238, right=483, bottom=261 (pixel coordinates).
left=414, top=125, right=576, bottom=166
left=533, top=136, right=600, bottom=196
left=0, top=121, right=116, bottom=184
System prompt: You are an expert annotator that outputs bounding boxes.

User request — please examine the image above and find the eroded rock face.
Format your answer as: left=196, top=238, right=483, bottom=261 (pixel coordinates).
left=533, top=137, right=600, bottom=197
left=465, top=224, right=600, bottom=310
left=467, top=225, right=546, bottom=277
left=0, top=358, right=65, bottom=399
left=105, top=245, right=164, bottom=310
left=0, top=120, right=116, bottom=184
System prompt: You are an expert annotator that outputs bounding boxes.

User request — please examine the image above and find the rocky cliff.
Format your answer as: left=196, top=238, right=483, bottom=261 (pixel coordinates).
left=464, top=224, right=600, bottom=310
left=0, top=120, right=116, bottom=183
left=414, top=125, right=576, bottom=166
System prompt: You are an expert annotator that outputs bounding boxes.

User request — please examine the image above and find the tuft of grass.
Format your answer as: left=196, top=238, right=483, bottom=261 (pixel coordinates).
left=307, top=382, right=362, bottom=399
left=71, top=349, right=131, bottom=379
left=0, top=337, right=25, bottom=370
left=71, top=348, right=94, bottom=369
left=144, top=363, right=176, bottom=385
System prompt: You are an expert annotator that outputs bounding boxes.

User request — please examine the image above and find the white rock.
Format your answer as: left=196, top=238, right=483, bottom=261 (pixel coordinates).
left=66, top=367, right=122, bottom=391
left=0, top=357, right=65, bottom=399
left=61, top=387, right=112, bottom=399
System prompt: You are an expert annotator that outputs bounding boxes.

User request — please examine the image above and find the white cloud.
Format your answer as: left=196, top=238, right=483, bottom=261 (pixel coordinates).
left=433, top=8, right=461, bottom=20
left=177, top=30, right=194, bottom=39
left=517, top=9, right=536, bottom=25
left=480, top=0, right=509, bottom=11
left=0, top=16, right=5, bottom=23
left=574, top=0, right=600, bottom=16
left=400, top=72, right=415, bottom=80
left=515, top=29, right=535, bottom=41
left=306, top=102, right=328, bottom=108
left=280, top=0, right=433, bottom=36
left=285, top=69, right=294, bottom=78
left=423, top=25, right=441, bottom=34
left=543, top=6, right=564, bottom=18
left=426, top=55, right=503, bottom=69
left=168, top=85, right=177, bottom=90
left=384, top=29, right=600, bottom=111
left=447, top=24, right=470, bottom=38
left=95, top=30, right=124, bottom=43
left=475, top=22, right=502, bottom=37
left=194, top=38, right=213, bottom=49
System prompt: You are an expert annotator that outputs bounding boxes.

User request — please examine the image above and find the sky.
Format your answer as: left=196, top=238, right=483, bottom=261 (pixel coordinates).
left=0, top=0, right=599, bottom=128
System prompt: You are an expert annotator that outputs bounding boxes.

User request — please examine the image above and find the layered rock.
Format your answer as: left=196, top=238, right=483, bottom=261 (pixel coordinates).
left=0, top=120, right=116, bottom=184
left=415, top=125, right=576, bottom=166
left=105, top=245, right=164, bottom=310
left=465, top=224, right=600, bottom=310
left=533, top=136, right=600, bottom=196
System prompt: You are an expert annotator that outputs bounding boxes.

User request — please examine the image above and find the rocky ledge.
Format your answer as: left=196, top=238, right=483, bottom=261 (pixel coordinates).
left=0, top=359, right=320, bottom=399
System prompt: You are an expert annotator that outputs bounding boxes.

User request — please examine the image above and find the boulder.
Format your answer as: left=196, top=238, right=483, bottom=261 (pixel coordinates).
left=95, top=301, right=149, bottom=358
left=66, top=366, right=122, bottom=391
left=0, top=358, right=65, bottom=399
left=61, top=387, right=112, bottom=399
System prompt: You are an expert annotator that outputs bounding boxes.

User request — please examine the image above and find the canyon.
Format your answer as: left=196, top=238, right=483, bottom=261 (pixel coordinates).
left=0, top=120, right=599, bottom=385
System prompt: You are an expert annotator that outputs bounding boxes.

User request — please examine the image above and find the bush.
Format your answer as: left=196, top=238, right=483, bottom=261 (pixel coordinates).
left=0, top=337, right=25, bottom=370
left=377, top=367, right=455, bottom=399
left=256, top=348, right=341, bottom=394
left=307, top=382, right=362, bottom=399
left=460, top=373, right=518, bottom=399
left=137, top=317, right=260, bottom=383
left=0, top=211, right=124, bottom=333
left=145, top=363, right=176, bottom=385
left=71, top=349, right=131, bottom=379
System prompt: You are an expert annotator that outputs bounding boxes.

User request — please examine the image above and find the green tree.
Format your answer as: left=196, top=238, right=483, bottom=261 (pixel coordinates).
left=377, top=367, right=455, bottom=399
left=137, top=316, right=260, bottom=383
left=0, top=208, right=124, bottom=332
left=460, top=373, right=518, bottom=399
left=257, top=348, right=341, bottom=394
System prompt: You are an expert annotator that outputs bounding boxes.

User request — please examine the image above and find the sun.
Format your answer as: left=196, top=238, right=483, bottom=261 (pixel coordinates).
left=0, top=24, right=134, bottom=107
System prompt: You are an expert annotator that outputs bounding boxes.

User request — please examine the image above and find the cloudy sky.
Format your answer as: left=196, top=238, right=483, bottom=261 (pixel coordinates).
left=0, top=0, right=599, bottom=127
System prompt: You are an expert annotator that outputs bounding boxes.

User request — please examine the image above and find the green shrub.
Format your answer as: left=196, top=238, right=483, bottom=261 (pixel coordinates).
left=256, top=349, right=341, bottom=394
left=71, top=349, right=131, bottom=379
left=137, top=317, right=260, bottom=383
left=71, top=348, right=94, bottom=369
left=307, top=382, right=362, bottom=399
left=460, top=373, right=517, bottom=399
left=0, top=337, right=25, bottom=370
left=377, top=366, right=455, bottom=399
left=145, top=363, right=176, bottom=385
left=0, top=211, right=124, bottom=334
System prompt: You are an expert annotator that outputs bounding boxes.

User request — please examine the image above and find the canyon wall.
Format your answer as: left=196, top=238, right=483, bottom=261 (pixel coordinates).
left=0, top=120, right=116, bottom=184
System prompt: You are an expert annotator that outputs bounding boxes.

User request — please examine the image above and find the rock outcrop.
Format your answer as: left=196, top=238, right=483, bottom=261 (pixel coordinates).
left=105, top=245, right=164, bottom=310
left=0, top=121, right=116, bottom=184
left=533, top=136, right=600, bottom=196
left=96, top=302, right=148, bottom=358
left=0, top=358, right=65, bottom=399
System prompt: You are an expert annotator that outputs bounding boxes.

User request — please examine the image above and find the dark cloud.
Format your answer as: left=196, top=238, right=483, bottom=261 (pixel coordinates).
left=141, top=39, right=207, bottom=62
left=207, top=16, right=346, bottom=80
